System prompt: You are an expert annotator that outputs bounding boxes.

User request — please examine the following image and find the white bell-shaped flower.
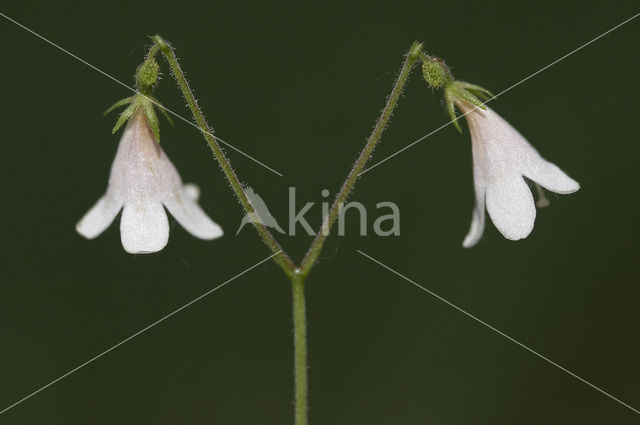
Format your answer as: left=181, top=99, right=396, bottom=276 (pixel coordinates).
left=77, top=111, right=223, bottom=253
left=457, top=101, right=579, bottom=248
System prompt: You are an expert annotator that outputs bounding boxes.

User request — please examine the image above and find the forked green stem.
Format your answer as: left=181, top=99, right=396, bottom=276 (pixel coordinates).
left=140, top=37, right=423, bottom=425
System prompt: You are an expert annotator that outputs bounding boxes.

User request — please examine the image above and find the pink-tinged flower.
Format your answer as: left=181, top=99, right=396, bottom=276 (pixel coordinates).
left=76, top=111, right=223, bottom=253
left=455, top=100, right=580, bottom=248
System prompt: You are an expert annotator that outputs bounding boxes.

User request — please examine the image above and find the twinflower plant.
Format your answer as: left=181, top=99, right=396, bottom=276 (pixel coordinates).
left=76, top=37, right=580, bottom=425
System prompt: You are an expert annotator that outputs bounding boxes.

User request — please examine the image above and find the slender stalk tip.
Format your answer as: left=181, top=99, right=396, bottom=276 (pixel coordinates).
left=409, top=41, right=423, bottom=60
left=150, top=35, right=168, bottom=48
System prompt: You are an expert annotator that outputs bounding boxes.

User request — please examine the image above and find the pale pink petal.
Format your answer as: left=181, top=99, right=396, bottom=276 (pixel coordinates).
left=463, top=145, right=488, bottom=247
left=108, top=112, right=183, bottom=203
left=76, top=195, right=123, bottom=239
left=163, top=186, right=223, bottom=240
left=120, top=201, right=169, bottom=254
left=485, top=175, right=536, bottom=241
left=523, top=159, right=580, bottom=194
left=463, top=187, right=486, bottom=248
left=183, top=183, right=200, bottom=201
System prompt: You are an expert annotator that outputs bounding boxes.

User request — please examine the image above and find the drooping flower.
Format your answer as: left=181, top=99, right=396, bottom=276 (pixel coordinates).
left=76, top=110, right=223, bottom=253
left=444, top=81, right=579, bottom=247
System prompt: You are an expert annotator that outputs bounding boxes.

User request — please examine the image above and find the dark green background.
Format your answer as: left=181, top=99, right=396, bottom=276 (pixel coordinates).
left=1, top=1, right=638, bottom=424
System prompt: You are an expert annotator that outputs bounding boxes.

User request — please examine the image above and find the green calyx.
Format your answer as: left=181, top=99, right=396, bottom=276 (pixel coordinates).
left=104, top=52, right=170, bottom=142
left=101, top=39, right=179, bottom=142
left=416, top=50, right=493, bottom=132
left=420, top=53, right=452, bottom=89
left=135, top=57, right=160, bottom=94
left=443, top=80, right=494, bottom=132
left=104, top=93, right=173, bottom=143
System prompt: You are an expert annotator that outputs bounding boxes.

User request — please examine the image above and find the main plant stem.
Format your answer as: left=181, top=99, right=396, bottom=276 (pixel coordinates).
left=298, top=41, right=423, bottom=276
left=291, top=274, right=308, bottom=425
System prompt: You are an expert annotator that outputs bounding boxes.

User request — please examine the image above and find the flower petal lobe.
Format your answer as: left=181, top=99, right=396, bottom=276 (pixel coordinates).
left=486, top=175, right=536, bottom=241
left=163, top=186, right=223, bottom=240
left=463, top=190, right=486, bottom=248
left=120, top=201, right=169, bottom=254
left=523, top=159, right=580, bottom=194
left=76, top=195, right=123, bottom=239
